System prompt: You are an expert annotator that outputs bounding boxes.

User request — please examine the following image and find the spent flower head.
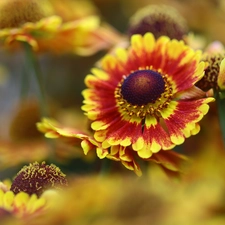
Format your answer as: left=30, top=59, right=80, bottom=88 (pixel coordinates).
left=196, top=52, right=225, bottom=92
left=127, top=4, right=188, bottom=40
left=10, top=161, right=68, bottom=197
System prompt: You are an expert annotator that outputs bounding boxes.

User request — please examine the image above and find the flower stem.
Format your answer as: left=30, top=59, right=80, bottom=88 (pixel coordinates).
left=217, top=95, right=225, bottom=148
left=23, top=42, right=48, bottom=116
left=99, top=159, right=111, bottom=176
left=22, top=43, right=56, bottom=161
left=20, top=65, right=30, bottom=99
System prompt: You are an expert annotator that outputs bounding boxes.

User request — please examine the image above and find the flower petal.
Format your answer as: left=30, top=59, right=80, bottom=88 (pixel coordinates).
left=218, top=58, right=225, bottom=90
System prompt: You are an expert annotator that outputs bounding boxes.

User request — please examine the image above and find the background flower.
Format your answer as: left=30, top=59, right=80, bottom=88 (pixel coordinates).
left=127, top=4, right=188, bottom=40
left=0, top=0, right=124, bottom=55
left=0, top=189, right=47, bottom=220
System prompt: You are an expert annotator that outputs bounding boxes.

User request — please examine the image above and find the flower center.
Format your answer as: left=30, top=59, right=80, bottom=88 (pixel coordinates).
left=196, top=53, right=225, bottom=91
left=115, top=68, right=173, bottom=119
left=121, top=70, right=165, bottom=106
left=128, top=4, right=188, bottom=40
left=0, top=0, right=53, bottom=29
left=10, top=162, right=68, bottom=197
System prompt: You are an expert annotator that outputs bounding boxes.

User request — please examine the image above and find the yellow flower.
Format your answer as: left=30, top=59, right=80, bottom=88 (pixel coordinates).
left=48, top=0, right=98, bottom=22
left=0, top=189, right=46, bottom=218
left=0, top=0, right=123, bottom=55
left=218, top=58, right=225, bottom=91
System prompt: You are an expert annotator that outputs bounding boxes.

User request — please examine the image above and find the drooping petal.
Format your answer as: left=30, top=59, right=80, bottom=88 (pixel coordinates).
left=37, top=118, right=100, bottom=154
left=148, top=150, right=188, bottom=172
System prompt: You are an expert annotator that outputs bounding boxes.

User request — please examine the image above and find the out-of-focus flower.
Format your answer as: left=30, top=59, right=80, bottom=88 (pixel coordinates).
left=218, top=58, right=225, bottom=92
left=0, top=100, right=91, bottom=170
left=0, top=167, right=67, bottom=225
left=194, top=41, right=225, bottom=96
left=9, top=99, right=43, bottom=142
left=184, top=33, right=208, bottom=51
left=0, top=141, right=49, bottom=170
left=10, top=161, right=68, bottom=197
left=0, top=181, right=10, bottom=192
left=0, top=0, right=53, bottom=29
left=0, top=0, right=123, bottom=55
left=204, top=41, right=225, bottom=54
left=33, top=176, right=119, bottom=225
left=196, top=52, right=225, bottom=92
left=27, top=174, right=169, bottom=225
left=0, top=189, right=46, bottom=219
left=127, top=4, right=188, bottom=40
left=11, top=164, right=225, bottom=225
left=48, top=0, right=98, bottom=22
left=0, top=100, right=49, bottom=170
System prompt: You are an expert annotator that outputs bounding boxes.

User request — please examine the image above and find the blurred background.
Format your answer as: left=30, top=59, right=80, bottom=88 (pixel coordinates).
left=0, top=0, right=225, bottom=177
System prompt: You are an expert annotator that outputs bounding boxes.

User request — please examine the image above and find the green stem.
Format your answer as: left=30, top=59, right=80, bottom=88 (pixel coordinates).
left=22, top=42, right=56, bottom=161
left=20, top=65, right=30, bottom=100
left=23, top=42, right=48, bottom=116
left=99, top=159, right=111, bottom=176
left=217, top=95, right=225, bottom=148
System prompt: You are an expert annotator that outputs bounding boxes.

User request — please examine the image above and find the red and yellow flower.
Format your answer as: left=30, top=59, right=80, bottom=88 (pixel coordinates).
left=37, top=33, right=214, bottom=176
left=83, top=32, right=213, bottom=155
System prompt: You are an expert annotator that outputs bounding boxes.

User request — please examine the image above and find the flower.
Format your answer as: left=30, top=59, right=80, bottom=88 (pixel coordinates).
left=0, top=189, right=46, bottom=219
left=201, top=42, right=225, bottom=92
left=9, top=99, right=43, bottom=142
left=82, top=32, right=214, bottom=158
left=0, top=99, right=49, bottom=170
left=0, top=141, right=49, bottom=170
left=0, top=0, right=123, bottom=55
left=127, top=4, right=188, bottom=40
left=37, top=33, right=214, bottom=176
left=218, top=58, right=225, bottom=91
left=48, top=0, right=98, bottom=22
left=10, top=162, right=68, bottom=197
left=196, top=52, right=225, bottom=92
left=0, top=0, right=53, bottom=29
